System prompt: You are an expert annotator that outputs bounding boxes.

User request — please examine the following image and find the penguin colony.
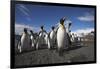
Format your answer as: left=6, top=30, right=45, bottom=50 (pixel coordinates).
left=17, top=17, right=81, bottom=56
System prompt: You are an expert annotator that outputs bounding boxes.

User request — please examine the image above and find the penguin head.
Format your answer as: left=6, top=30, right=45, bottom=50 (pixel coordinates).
left=60, top=17, right=66, bottom=25
left=69, top=30, right=71, bottom=32
left=24, top=28, right=27, bottom=33
left=51, top=26, right=55, bottom=30
left=69, top=23, right=72, bottom=27
left=30, top=30, right=33, bottom=34
left=41, top=26, right=44, bottom=30
left=60, top=17, right=66, bottom=29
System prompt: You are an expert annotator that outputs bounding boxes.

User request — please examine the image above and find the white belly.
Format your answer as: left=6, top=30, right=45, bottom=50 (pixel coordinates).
left=44, top=34, right=48, bottom=44
left=21, top=34, right=30, bottom=48
left=50, top=31, right=56, bottom=45
left=57, top=27, right=66, bottom=48
left=39, top=32, right=45, bottom=44
left=71, top=35, right=75, bottom=42
left=50, top=31, right=55, bottom=40
left=30, top=35, right=35, bottom=47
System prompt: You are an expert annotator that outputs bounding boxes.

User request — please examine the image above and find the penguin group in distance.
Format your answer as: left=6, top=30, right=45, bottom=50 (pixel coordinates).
left=17, top=17, right=74, bottom=56
left=49, top=26, right=56, bottom=49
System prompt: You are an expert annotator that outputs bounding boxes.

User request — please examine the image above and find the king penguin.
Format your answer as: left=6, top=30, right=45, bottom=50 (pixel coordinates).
left=57, top=17, right=67, bottom=56
left=49, top=26, right=56, bottom=49
left=18, top=28, right=31, bottom=53
left=71, top=33, right=75, bottom=43
left=36, top=26, right=47, bottom=49
left=30, top=30, right=35, bottom=48
left=44, top=32, right=51, bottom=49
left=67, top=23, right=72, bottom=47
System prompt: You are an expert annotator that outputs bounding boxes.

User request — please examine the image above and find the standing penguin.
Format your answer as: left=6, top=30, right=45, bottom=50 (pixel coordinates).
left=44, top=33, right=48, bottom=45
left=71, top=33, right=75, bottom=43
left=74, top=34, right=78, bottom=42
left=30, top=30, right=35, bottom=48
left=36, top=26, right=47, bottom=49
left=66, top=22, right=72, bottom=48
left=49, top=26, right=56, bottom=49
left=67, top=30, right=72, bottom=46
left=18, top=28, right=31, bottom=53
left=57, top=17, right=68, bottom=56
left=44, top=33, right=51, bottom=49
